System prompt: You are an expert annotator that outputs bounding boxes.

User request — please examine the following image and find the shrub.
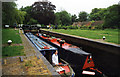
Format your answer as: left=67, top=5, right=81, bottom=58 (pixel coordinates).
left=57, top=25, right=62, bottom=29
left=66, top=25, right=79, bottom=29
left=94, top=24, right=103, bottom=29
left=80, top=25, right=88, bottom=30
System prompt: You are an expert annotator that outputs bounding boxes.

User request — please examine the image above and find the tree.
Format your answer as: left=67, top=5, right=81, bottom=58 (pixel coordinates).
left=20, top=6, right=32, bottom=14
left=15, top=9, right=26, bottom=24
left=78, top=11, right=88, bottom=22
left=71, top=14, right=77, bottom=23
left=20, top=6, right=32, bottom=24
left=98, top=8, right=107, bottom=20
left=27, top=18, right=38, bottom=25
left=2, top=2, right=17, bottom=26
left=103, top=4, right=120, bottom=28
left=55, top=11, right=72, bottom=25
left=31, top=1, right=56, bottom=25
left=89, top=13, right=101, bottom=21
left=89, top=8, right=107, bottom=21
left=54, top=12, right=62, bottom=25
left=2, top=2, right=26, bottom=27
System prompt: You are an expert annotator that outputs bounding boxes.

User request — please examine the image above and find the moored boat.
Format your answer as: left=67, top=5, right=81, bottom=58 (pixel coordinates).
left=36, top=33, right=106, bottom=77
left=26, top=32, right=75, bottom=77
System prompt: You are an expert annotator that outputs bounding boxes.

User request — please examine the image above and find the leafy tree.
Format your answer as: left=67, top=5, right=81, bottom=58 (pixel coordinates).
left=89, top=8, right=107, bottom=21
left=103, top=4, right=120, bottom=28
left=2, top=2, right=17, bottom=26
left=15, top=9, right=26, bottom=24
left=2, top=2, right=26, bottom=27
left=27, top=18, right=38, bottom=25
left=54, top=12, right=62, bottom=25
left=55, top=11, right=72, bottom=25
left=89, top=13, right=101, bottom=21
left=31, top=1, right=56, bottom=25
left=71, top=14, right=77, bottom=23
left=20, top=6, right=32, bottom=14
left=20, top=6, right=32, bottom=24
left=90, top=8, right=100, bottom=15
left=98, top=8, right=107, bottom=20
left=78, top=11, right=88, bottom=22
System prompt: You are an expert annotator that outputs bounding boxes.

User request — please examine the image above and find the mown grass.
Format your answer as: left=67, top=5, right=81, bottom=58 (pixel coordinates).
left=2, top=28, right=22, bottom=44
left=2, top=46, right=24, bottom=58
left=52, top=29, right=119, bottom=44
left=2, top=28, right=24, bottom=58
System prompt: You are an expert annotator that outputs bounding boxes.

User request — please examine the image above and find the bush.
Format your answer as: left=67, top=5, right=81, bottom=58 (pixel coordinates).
left=72, top=26, right=79, bottom=29
left=57, top=25, right=62, bottom=29
left=94, top=24, right=103, bottom=29
left=80, top=25, right=89, bottom=30
left=65, top=25, right=79, bottom=29
left=62, top=25, right=67, bottom=30
left=78, top=24, right=103, bottom=30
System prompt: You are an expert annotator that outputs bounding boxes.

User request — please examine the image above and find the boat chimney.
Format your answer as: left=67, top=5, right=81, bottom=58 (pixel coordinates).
left=59, top=40, right=65, bottom=47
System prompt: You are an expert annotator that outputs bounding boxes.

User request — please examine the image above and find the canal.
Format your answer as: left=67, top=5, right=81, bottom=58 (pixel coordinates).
left=24, top=30, right=120, bottom=77
left=39, top=30, right=120, bottom=77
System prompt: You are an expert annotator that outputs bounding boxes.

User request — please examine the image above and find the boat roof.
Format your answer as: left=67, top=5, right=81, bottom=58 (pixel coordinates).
left=38, top=33, right=91, bottom=56
left=68, top=48, right=91, bottom=55
left=26, top=33, right=57, bottom=51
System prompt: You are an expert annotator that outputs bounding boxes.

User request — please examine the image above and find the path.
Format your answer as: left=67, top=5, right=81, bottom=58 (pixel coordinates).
left=2, top=29, right=52, bottom=76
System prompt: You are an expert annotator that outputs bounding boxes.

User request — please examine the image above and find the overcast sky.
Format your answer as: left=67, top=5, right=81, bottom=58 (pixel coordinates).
left=15, top=0, right=119, bottom=15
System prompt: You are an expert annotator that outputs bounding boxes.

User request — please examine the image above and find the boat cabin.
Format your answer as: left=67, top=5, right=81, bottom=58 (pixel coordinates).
left=36, top=33, right=104, bottom=76
left=26, top=33, right=75, bottom=76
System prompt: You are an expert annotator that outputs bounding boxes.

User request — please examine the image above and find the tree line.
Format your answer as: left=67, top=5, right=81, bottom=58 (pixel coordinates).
left=2, top=1, right=120, bottom=29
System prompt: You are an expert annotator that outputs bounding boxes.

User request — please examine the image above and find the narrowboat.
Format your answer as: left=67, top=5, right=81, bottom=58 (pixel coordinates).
left=36, top=33, right=106, bottom=77
left=25, top=32, right=75, bottom=77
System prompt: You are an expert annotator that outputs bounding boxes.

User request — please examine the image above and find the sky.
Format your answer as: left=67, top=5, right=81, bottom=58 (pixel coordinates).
left=15, top=0, right=119, bottom=15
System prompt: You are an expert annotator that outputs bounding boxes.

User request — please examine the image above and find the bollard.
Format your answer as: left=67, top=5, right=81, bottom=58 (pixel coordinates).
left=8, top=40, right=12, bottom=45
left=103, top=36, right=106, bottom=40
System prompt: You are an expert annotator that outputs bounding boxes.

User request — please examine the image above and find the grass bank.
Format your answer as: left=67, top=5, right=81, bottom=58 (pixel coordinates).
left=2, top=28, right=24, bottom=58
left=2, top=28, right=22, bottom=44
left=2, top=46, right=24, bottom=58
left=51, top=29, right=119, bottom=44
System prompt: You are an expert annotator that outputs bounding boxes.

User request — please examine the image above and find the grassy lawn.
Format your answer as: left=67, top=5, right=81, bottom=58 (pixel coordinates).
left=2, top=28, right=24, bottom=58
left=2, top=28, right=22, bottom=44
left=2, top=46, right=24, bottom=58
left=51, top=29, right=119, bottom=44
